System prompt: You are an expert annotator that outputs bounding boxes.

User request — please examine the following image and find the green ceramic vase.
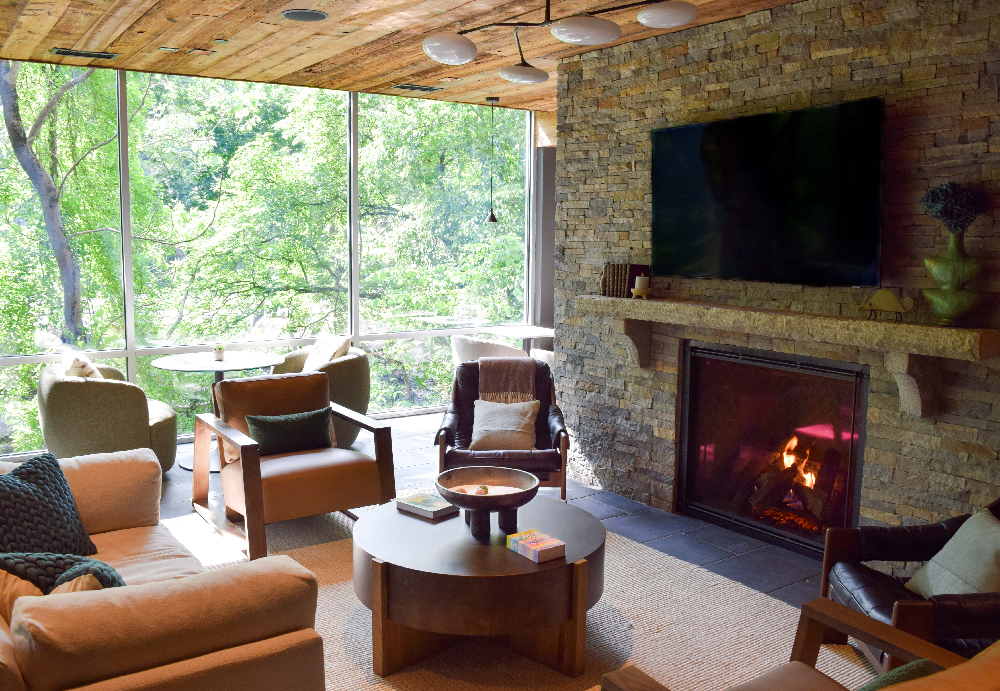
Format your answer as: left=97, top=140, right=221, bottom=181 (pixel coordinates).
left=922, top=231, right=981, bottom=326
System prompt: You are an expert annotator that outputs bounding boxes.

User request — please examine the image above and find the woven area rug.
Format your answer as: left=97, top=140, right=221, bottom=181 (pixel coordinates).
left=163, top=511, right=876, bottom=691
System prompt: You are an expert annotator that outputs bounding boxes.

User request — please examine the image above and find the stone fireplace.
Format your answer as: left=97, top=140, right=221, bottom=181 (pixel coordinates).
left=677, top=341, right=868, bottom=555
left=551, top=0, right=1000, bottom=575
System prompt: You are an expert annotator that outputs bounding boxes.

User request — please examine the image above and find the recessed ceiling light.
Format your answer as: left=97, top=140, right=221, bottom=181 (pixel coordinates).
left=188, top=48, right=215, bottom=55
left=438, top=77, right=459, bottom=82
left=214, top=38, right=228, bottom=44
left=282, top=9, right=329, bottom=22
left=159, top=47, right=179, bottom=52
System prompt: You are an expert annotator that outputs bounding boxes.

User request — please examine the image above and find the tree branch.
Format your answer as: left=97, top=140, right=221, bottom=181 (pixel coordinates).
left=27, top=68, right=95, bottom=146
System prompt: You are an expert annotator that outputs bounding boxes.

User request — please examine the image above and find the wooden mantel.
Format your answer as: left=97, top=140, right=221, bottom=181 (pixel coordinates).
left=574, top=296, right=1000, bottom=418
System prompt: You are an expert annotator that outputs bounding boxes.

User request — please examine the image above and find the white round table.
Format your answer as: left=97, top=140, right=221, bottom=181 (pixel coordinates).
left=152, top=351, right=285, bottom=471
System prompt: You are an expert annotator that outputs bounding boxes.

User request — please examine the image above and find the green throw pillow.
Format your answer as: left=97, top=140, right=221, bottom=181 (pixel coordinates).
left=854, top=659, right=937, bottom=691
left=245, top=407, right=333, bottom=457
left=905, top=509, right=1000, bottom=598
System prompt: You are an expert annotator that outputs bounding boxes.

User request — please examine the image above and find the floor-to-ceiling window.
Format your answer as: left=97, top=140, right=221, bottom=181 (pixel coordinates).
left=0, top=63, right=531, bottom=453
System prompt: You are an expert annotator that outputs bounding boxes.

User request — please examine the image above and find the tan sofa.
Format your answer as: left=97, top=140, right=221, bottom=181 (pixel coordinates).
left=0, top=449, right=325, bottom=691
left=272, top=346, right=370, bottom=449
left=37, top=364, right=178, bottom=472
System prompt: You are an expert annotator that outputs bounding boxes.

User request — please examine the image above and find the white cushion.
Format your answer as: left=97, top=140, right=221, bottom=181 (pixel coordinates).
left=906, top=509, right=1000, bottom=597
left=469, top=399, right=540, bottom=451
left=63, top=354, right=102, bottom=378
left=302, top=334, right=351, bottom=372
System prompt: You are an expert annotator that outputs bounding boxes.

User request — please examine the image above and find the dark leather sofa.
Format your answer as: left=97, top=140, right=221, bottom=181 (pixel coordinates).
left=821, top=497, right=1000, bottom=671
left=436, top=360, right=569, bottom=499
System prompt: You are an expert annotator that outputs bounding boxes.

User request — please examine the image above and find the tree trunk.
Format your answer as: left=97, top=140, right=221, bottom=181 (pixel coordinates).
left=0, top=60, right=86, bottom=344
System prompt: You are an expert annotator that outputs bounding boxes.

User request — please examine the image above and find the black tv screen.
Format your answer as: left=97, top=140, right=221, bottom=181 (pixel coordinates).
left=651, top=99, right=883, bottom=286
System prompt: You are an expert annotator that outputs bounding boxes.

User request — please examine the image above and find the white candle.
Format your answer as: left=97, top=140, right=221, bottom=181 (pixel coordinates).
left=634, top=274, right=649, bottom=290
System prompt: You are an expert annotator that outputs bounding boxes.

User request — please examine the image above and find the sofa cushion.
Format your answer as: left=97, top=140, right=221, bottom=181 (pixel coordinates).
left=878, top=637, right=1000, bottom=690
left=302, top=334, right=350, bottom=372
left=469, top=399, right=540, bottom=451
left=906, top=510, right=1000, bottom=598
left=443, top=448, right=563, bottom=476
left=246, top=407, right=333, bottom=457
left=64, top=354, right=102, bottom=379
left=0, top=453, right=97, bottom=556
left=0, top=617, right=25, bottom=691
left=90, top=526, right=204, bottom=585
left=728, top=662, right=848, bottom=691
left=0, top=553, right=122, bottom=623
left=855, top=659, right=937, bottom=691
left=829, top=560, right=924, bottom=626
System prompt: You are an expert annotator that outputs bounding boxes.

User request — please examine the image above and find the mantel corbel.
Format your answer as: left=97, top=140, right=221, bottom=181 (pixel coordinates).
left=622, top=319, right=652, bottom=368
left=884, top=352, right=941, bottom=419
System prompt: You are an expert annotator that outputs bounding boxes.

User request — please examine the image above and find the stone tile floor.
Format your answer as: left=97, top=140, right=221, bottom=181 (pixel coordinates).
left=166, top=411, right=822, bottom=608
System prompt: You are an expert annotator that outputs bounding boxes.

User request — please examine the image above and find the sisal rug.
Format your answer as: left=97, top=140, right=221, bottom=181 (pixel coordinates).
left=163, top=511, right=876, bottom=691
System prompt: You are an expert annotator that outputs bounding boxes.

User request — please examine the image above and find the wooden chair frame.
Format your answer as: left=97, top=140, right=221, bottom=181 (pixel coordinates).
left=601, top=598, right=967, bottom=691
left=193, top=400, right=396, bottom=560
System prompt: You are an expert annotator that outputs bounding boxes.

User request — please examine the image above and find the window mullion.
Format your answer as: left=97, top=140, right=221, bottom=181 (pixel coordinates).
left=116, top=71, right=137, bottom=382
left=347, top=92, right=361, bottom=344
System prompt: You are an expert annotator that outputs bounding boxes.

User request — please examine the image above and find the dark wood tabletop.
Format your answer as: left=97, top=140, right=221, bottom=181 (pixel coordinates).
left=353, top=495, right=605, bottom=578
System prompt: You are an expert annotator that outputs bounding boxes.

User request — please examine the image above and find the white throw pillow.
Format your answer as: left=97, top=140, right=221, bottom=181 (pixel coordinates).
left=469, top=399, right=540, bottom=451
left=302, top=334, right=351, bottom=372
left=64, top=354, right=102, bottom=379
left=905, top=509, right=1000, bottom=598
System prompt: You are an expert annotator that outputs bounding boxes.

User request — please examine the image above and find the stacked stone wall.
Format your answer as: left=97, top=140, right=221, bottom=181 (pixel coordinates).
left=554, top=0, right=1000, bottom=559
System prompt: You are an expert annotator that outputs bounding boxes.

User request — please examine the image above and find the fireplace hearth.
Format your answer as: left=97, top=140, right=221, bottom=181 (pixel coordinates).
left=678, top=341, right=869, bottom=555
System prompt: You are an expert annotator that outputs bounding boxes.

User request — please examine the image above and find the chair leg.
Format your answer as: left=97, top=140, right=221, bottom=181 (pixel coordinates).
left=238, top=446, right=268, bottom=560
left=192, top=418, right=211, bottom=508
left=560, top=434, right=569, bottom=501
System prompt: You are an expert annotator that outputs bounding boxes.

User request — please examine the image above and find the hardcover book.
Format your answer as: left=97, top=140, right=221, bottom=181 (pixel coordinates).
left=395, top=494, right=459, bottom=520
left=506, top=529, right=566, bottom=563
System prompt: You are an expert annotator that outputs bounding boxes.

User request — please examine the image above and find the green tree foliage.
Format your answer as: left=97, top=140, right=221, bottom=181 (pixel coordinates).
left=0, top=64, right=527, bottom=451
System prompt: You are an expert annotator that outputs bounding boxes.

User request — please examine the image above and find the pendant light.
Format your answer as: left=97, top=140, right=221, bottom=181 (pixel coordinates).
left=422, top=31, right=478, bottom=65
left=550, top=15, right=621, bottom=45
left=637, top=0, right=699, bottom=28
left=486, top=97, right=498, bottom=223
left=499, top=28, right=549, bottom=84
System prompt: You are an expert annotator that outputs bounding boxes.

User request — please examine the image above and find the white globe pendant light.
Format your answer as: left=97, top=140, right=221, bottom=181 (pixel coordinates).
left=637, top=1, right=699, bottom=28
left=500, top=63, right=549, bottom=84
left=422, top=31, right=477, bottom=65
left=550, top=15, right=621, bottom=45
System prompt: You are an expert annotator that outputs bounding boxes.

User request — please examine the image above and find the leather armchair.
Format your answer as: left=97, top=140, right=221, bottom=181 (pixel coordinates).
left=37, top=363, right=177, bottom=472
left=193, top=371, right=395, bottom=559
left=272, top=346, right=371, bottom=449
left=821, top=497, right=1000, bottom=672
left=436, top=360, right=568, bottom=499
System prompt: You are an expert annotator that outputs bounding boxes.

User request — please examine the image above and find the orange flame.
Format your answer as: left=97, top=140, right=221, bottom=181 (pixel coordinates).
left=782, top=437, right=798, bottom=469
left=802, top=471, right=817, bottom=489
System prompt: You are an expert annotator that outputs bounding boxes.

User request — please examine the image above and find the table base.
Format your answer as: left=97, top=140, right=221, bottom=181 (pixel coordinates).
left=370, top=557, right=588, bottom=678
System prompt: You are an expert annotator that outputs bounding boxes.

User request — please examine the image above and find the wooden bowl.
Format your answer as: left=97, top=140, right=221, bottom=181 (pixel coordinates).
left=436, top=467, right=539, bottom=541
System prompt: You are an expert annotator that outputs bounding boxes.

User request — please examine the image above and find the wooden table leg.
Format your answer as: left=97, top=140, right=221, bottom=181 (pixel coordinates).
left=504, top=558, right=588, bottom=677
left=371, top=558, right=457, bottom=677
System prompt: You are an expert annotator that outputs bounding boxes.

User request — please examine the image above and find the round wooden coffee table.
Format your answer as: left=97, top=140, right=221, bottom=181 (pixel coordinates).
left=353, top=496, right=605, bottom=678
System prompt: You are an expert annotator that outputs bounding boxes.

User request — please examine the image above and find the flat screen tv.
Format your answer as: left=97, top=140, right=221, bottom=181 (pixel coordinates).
left=651, top=98, right=883, bottom=287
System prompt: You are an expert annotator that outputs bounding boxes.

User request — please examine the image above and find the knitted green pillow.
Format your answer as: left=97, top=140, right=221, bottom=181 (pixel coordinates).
left=245, top=407, right=333, bottom=456
left=854, top=659, right=938, bottom=691
left=0, top=453, right=96, bottom=556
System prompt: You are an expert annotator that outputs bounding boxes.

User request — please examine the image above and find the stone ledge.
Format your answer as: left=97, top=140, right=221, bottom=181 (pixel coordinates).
left=575, top=296, right=1000, bottom=362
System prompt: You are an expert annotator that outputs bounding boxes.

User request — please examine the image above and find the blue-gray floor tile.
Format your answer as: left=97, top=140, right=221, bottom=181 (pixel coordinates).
left=770, top=579, right=822, bottom=609
left=646, top=533, right=734, bottom=565
left=603, top=509, right=709, bottom=542
left=570, top=496, right=627, bottom=520
left=592, top=492, right=651, bottom=514
left=565, top=478, right=602, bottom=500
left=685, top=524, right=767, bottom=555
left=704, top=545, right=821, bottom=593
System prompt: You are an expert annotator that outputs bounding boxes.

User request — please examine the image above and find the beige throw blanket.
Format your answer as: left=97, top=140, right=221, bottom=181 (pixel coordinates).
left=478, top=357, right=535, bottom=404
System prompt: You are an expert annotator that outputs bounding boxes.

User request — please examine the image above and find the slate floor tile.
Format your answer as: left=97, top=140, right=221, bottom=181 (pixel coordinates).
left=591, top=492, right=651, bottom=514
left=565, top=478, right=602, bottom=500
left=685, top=525, right=768, bottom=555
left=645, top=533, right=733, bottom=565
left=704, top=545, right=821, bottom=593
left=569, top=496, right=626, bottom=520
left=770, top=579, right=822, bottom=609
left=602, top=509, right=709, bottom=543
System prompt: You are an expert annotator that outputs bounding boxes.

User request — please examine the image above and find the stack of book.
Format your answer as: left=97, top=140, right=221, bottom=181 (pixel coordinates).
left=506, top=529, right=566, bottom=563
left=395, top=494, right=459, bottom=520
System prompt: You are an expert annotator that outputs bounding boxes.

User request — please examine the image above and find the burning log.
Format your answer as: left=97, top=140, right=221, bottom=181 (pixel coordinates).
left=748, top=466, right=798, bottom=513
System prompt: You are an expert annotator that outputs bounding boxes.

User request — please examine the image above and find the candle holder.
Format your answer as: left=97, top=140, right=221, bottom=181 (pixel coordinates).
left=631, top=287, right=651, bottom=299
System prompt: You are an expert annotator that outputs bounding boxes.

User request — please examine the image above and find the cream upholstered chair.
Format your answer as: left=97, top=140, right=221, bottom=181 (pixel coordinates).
left=451, top=335, right=527, bottom=367
left=193, top=371, right=395, bottom=559
left=37, top=363, right=177, bottom=472
left=272, top=346, right=370, bottom=449
left=0, top=448, right=323, bottom=691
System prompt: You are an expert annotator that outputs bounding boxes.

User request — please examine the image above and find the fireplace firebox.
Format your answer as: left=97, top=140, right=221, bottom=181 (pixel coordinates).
left=677, top=341, right=868, bottom=556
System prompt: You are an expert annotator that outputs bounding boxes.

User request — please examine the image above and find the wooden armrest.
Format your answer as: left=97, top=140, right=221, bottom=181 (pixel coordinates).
left=194, top=412, right=257, bottom=450
left=602, top=666, right=671, bottom=691
left=328, top=401, right=387, bottom=433
left=791, top=598, right=966, bottom=671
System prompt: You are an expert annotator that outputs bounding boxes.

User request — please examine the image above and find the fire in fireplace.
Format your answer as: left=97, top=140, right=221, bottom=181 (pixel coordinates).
left=678, top=342, right=868, bottom=554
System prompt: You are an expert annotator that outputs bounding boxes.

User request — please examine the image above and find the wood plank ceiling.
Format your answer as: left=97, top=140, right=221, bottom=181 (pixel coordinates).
left=0, top=0, right=795, bottom=111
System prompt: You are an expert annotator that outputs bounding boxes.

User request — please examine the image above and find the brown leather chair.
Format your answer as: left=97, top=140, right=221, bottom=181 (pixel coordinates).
left=435, top=360, right=568, bottom=499
left=192, top=371, right=395, bottom=559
